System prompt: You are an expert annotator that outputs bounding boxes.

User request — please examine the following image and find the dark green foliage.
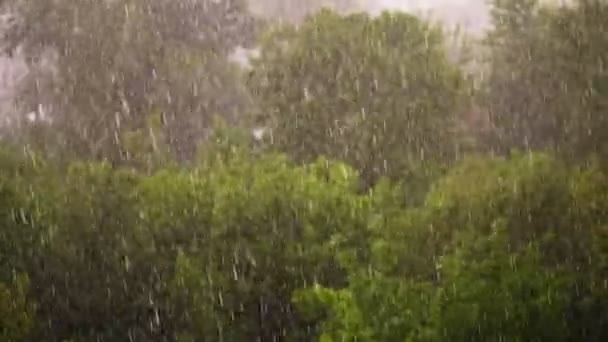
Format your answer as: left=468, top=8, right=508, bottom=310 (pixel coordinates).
left=0, top=147, right=372, bottom=341
left=248, top=10, right=468, bottom=188
left=0, top=146, right=606, bottom=341
left=0, top=2, right=607, bottom=341
left=294, top=152, right=608, bottom=341
left=0, top=274, right=33, bottom=341
left=0, top=0, right=260, bottom=163
left=482, top=0, right=608, bottom=160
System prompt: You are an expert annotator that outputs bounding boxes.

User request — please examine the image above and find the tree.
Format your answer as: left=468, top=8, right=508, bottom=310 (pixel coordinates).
left=248, top=10, right=469, bottom=188
left=0, top=141, right=607, bottom=340
left=0, top=0, right=259, bottom=164
left=294, top=230, right=571, bottom=342
left=431, top=226, right=571, bottom=342
left=0, top=275, right=34, bottom=341
left=0, top=143, right=373, bottom=340
left=293, top=152, right=607, bottom=341
left=136, top=154, right=371, bottom=340
left=482, top=0, right=608, bottom=161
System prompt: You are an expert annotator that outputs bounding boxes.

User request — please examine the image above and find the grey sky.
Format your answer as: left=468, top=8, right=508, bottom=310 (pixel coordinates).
left=370, top=0, right=490, bottom=32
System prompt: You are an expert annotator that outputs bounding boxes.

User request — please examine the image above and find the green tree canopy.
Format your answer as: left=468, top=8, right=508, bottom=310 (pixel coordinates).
left=482, top=0, right=608, bottom=160
left=248, top=10, right=469, bottom=188
left=1, top=0, right=260, bottom=163
left=294, top=152, right=608, bottom=341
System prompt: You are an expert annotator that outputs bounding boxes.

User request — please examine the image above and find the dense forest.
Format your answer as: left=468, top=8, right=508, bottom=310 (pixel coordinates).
left=0, top=0, right=607, bottom=341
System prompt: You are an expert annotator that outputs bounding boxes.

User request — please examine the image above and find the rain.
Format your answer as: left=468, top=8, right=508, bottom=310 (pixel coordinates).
left=0, top=0, right=607, bottom=341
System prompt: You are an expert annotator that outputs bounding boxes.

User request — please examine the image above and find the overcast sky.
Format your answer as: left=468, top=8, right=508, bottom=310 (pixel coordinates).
left=371, top=0, right=490, bottom=32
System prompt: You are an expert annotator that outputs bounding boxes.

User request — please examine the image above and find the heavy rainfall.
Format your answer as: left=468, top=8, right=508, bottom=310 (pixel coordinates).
left=0, top=0, right=606, bottom=341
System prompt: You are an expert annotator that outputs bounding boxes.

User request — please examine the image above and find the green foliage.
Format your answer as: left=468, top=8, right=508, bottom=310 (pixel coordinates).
left=434, top=226, right=571, bottom=341
left=482, top=0, right=608, bottom=160
left=1, top=0, right=260, bottom=163
left=0, top=146, right=371, bottom=340
left=293, top=152, right=608, bottom=341
left=248, top=10, right=468, bottom=188
left=135, top=153, right=370, bottom=340
left=0, top=144, right=607, bottom=341
left=0, top=274, right=34, bottom=341
left=0, top=2, right=607, bottom=340
left=421, top=153, right=590, bottom=270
